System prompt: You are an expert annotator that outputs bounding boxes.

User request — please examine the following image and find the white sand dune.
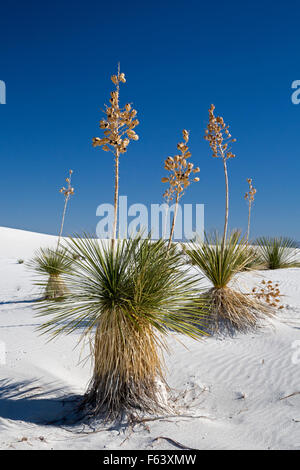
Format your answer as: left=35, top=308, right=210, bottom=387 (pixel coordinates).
left=0, top=227, right=300, bottom=450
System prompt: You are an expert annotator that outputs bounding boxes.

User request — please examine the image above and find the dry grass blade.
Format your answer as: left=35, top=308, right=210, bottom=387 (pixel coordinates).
left=152, top=436, right=198, bottom=450
left=279, top=391, right=300, bottom=401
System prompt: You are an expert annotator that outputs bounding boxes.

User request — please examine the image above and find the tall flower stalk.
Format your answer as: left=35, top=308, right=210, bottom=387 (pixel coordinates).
left=162, top=191, right=172, bottom=239
left=92, top=66, right=139, bottom=246
left=204, top=105, right=236, bottom=251
left=57, top=169, right=74, bottom=250
left=162, top=130, right=200, bottom=249
left=244, top=178, right=257, bottom=243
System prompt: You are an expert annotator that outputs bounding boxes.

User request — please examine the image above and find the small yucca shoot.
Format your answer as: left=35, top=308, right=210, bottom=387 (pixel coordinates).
left=29, top=247, right=73, bottom=300
left=34, top=235, right=207, bottom=422
left=92, top=65, right=139, bottom=246
left=162, top=130, right=200, bottom=249
left=185, top=231, right=274, bottom=335
left=254, top=236, right=300, bottom=269
left=204, top=105, right=236, bottom=251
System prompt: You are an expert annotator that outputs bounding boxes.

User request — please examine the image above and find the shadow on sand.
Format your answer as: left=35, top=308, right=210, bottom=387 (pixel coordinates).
left=0, top=299, right=42, bottom=306
left=0, top=379, right=81, bottom=425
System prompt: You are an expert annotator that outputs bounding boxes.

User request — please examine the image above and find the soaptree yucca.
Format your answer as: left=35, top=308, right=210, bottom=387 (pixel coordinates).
left=57, top=169, right=75, bottom=250
left=239, top=245, right=265, bottom=272
left=254, top=236, right=300, bottom=269
left=92, top=66, right=139, bottom=246
left=185, top=231, right=274, bottom=334
left=34, top=236, right=207, bottom=422
left=244, top=178, right=257, bottom=243
left=29, top=247, right=73, bottom=300
left=162, top=130, right=200, bottom=249
left=204, top=104, right=236, bottom=250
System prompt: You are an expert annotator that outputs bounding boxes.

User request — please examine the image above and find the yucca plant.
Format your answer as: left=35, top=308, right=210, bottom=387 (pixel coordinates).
left=254, top=236, right=300, bottom=269
left=57, top=169, right=75, bottom=250
left=29, top=247, right=73, bottom=300
left=34, top=235, right=207, bottom=422
left=204, top=104, right=236, bottom=250
left=161, top=130, right=200, bottom=248
left=92, top=66, right=139, bottom=246
left=239, top=245, right=265, bottom=271
left=244, top=178, right=257, bottom=243
left=185, top=231, right=274, bottom=334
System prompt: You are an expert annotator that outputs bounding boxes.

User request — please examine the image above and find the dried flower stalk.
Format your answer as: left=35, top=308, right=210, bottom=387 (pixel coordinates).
left=252, top=280, right=284, bottom=309
left=162, top=188, right=173, bottom=240
left=57, top=169, right=74, bottom=250
left=92, top=65, right=139, bottom=245
left=244, top=178, right=257, bottom=243
left=162, top=130, right=200, bottom=249
left=204, top=104, right=236, bottom=250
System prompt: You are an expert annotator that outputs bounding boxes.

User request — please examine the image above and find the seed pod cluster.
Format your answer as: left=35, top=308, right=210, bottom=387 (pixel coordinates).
left=204, top=104, right=236, bottom=160
left=162, top=130, right=200, bottom=202
left=59, top=169, right=75, bottom=199
left=252, top=280, right=284, bottom=309
left=92, top=70, right=139, bottom=156
left=244, top=178, right=257, bottom=202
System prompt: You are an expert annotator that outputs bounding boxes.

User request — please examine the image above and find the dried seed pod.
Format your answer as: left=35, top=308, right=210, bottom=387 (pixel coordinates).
left=252, top=280, right=284, bottom=310
left=205, top=104, right=236, bottom=161
left=162, top=129, right=200, bottom=203
left=162, top=130, right=200, bottom=247
left=92, top=67, right=139, bottom=157
left=245, top=178, right=257, bottom=204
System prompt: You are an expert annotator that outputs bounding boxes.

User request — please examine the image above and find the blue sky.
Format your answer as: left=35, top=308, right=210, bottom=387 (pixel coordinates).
left=0, top=0, right=299, bottom=239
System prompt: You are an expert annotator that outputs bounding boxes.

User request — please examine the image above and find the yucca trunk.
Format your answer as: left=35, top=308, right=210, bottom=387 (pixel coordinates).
left=168, top=194, right=179, bottom=250
left=57, top=195, right=69, bottom=251
left=56, top=198, right=68, bottom=250
left=112, top=150, right=120, bottom=247
left=163, top=203, right=169, bottom=239
left=222, top=158, right=229, bottom=251
left=205, top=286, right=273, bottom=335
left=246, top=202, right=251, bottom=243
left=45, top=274, right=68, bottom=300
left=81, top=310, right=169, bottom=420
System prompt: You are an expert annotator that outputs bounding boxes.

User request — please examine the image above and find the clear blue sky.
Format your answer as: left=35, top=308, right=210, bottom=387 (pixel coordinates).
left=0, top=0, right=299, bottom=239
